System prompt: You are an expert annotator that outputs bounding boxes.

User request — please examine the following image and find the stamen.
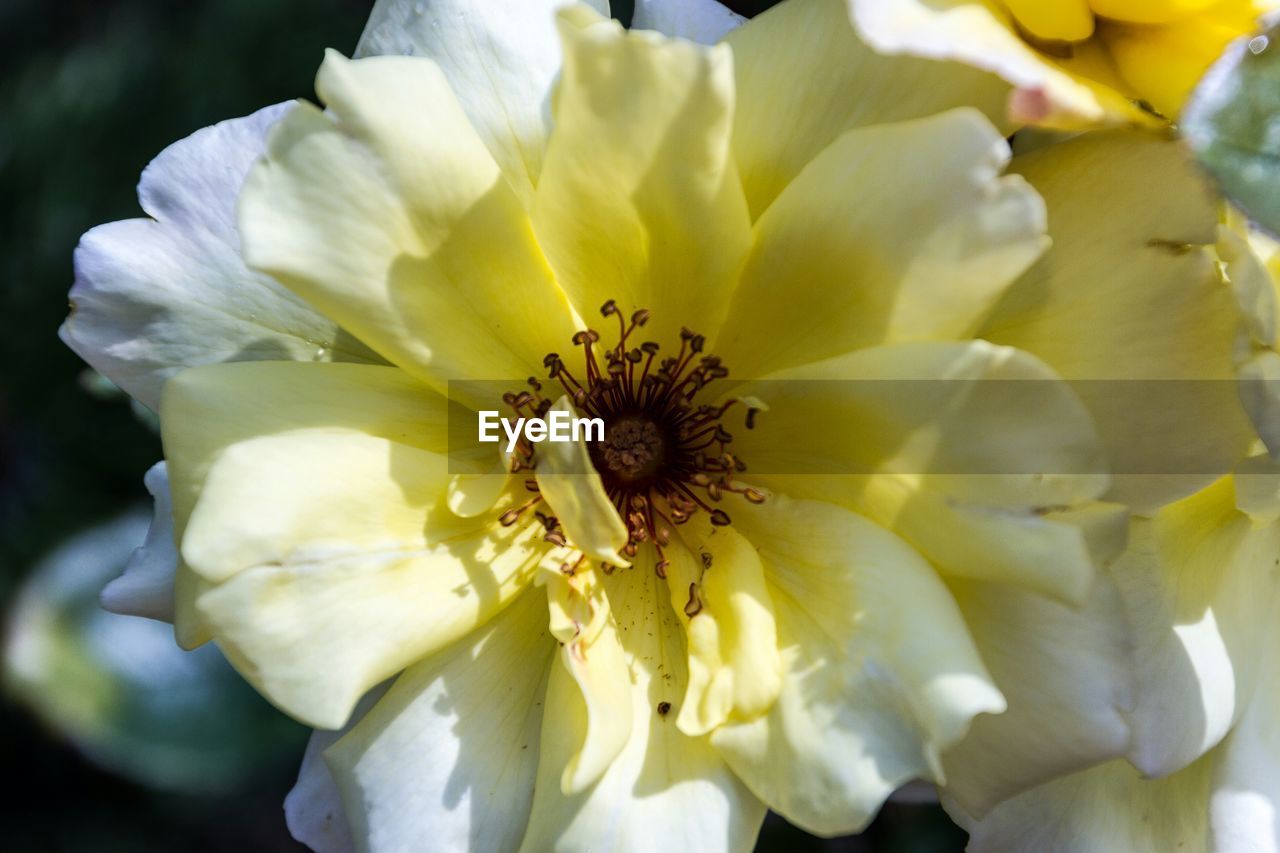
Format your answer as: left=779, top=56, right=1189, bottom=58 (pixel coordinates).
left=500, top=301, right=765, bottom=583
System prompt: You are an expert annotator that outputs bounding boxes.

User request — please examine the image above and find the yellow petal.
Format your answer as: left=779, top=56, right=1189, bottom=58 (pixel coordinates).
left=520, top=559, right=767, bottom=852
left=161, top=362, right=541, bottom=726
left=729, top=340, right=1116, bottom=600
left=543, top=564, right=633, bottom=795
left=534, top=397, right=629, bottom=567
left=187, top=431, right=546, bottom=729
left=663, top=521, right=782, bottom=737
left=730, top=0, right=1010, bottom=218
left=711, top=495, right=1004, bottom=836
left=849, top=0, right=1152, bottom=129
left=1005, top=0, right=1094, bottom=41
left=161, top=361, right=457, bottom=647
left=983, top=130, right=1255, bottom=513
left=239, top=51, right=575, bottom=406
left=715, top=108, right=1047, bottom=377
left=532, top=6, right=751, bottom=346
left=355, top=0, right=610, bottom=208
left=1089, top=0, right=1226, bottom=25
left=1103, top=10, right=1257, bottom=117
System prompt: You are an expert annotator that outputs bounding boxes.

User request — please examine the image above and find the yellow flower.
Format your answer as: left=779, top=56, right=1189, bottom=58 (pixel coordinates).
left=72, top=0, right=1267, bottom=849
left=946, top=461, right=1280, bottom=852
left=164, top=1, right=1072, bottom=843
left=921, top=220, right=1280, bottom=851
left=849, top=0, right=1276, bottom=127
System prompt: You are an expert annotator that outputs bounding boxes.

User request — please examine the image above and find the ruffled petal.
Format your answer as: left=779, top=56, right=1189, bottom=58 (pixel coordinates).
left=185, top=430, right=544, bottom=729
left=730, top=340, right=1115, bottom=602
left=710, top=495, right=1004, bottom=836
left=715, top=108, right=1047, bottom=377
left=532, top=6, right=752, bottom=347
left=520, top=558, right=766, bottom=852
left=285, top=686, right=390, bottom=853
left=1111, top=474, right=1280, bottom=778
left=663, top=521, right=782, bottom=737
left=1221, top=224, right=1280, bottom=456
left=984, top=130, right=1255, bottom=513
left=543, top=565, right=634, bottom=795
left=100, top=462, right=177, bottom=623
left=1209, top=621, right=1280, bottom=853
left=938, top=575, right=1134, bottom=816
left=239, top=52, right=575, bottom=406
left=954, top=758, right=1217, bottom=853
left=355, top=0, right=607, bottom=207
left=60, top=103, right=381, bottom=411
left=322, top=588, right=554, bottom=853
left=535, top=397, right=629, bottom=568
left=728, top=0, right=1010, bottom=218
left=161, top=362, right=544, bottom=726
left=848, top=0, right=1150, bottom=130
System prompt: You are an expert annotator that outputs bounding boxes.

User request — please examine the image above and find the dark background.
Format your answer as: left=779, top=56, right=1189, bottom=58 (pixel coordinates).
left=0, top=0, right=965, bottom=849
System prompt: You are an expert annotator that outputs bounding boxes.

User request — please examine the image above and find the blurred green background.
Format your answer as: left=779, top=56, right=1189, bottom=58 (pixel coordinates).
left=0, top=0, right=965, bottom=850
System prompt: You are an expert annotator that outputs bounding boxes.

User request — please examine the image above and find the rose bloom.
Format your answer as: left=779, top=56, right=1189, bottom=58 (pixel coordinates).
left=61, top=0, right=1266, bottom=850
left=849, top=0, right=1279, bottom=127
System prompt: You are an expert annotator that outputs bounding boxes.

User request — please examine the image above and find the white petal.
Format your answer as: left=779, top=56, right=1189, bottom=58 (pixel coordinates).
left=100, top=462, right=177, bottom=622
left=323, top=589, right=554, bottom=853
left=285, top=686, right=390, bottom=853
left=355, top=0, right=608, bottom=207
left=939, top=575, right=1134, bottom=817
left=1113, top=478, right=1280, bottom=778
left=631, top=0, right=744, bottom=43
left=61, top=103, right=380, bottom=411
left=1210, top=621, right=1280, bottom=853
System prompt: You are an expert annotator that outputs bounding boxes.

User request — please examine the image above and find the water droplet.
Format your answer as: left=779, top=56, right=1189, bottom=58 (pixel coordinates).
left=402, top=45, right=415, bottom=56
left=314, top=346, right=329, bottom=360
left=1249, top=35, right=1269, bottom=55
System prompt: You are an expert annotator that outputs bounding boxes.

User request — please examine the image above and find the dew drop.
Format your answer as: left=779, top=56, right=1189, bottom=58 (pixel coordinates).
left=1249, top=35, right=1269, bottom=55
left=402, top=45, right=415, bottom=56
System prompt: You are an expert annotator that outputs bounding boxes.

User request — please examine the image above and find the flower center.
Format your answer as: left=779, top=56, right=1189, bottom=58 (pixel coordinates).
left=597, top=416, right=666, bottom=484
left=500, top=300, right=764, bottom=577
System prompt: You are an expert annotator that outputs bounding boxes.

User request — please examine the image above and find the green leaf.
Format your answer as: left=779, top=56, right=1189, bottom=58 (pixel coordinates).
left=1184, top=20, right=1280, bottom=238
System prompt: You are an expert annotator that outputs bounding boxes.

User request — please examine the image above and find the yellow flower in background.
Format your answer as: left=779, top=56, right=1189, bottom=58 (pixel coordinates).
left=911, top=203, right=1280, bottom=853
left=947, top=463, right=1280, bottom=852
left=849, top=0, right=1277, bottom=127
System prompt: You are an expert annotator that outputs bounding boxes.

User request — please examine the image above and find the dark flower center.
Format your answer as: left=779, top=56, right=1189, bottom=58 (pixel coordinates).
left=499, top=300, right=764, bottom=579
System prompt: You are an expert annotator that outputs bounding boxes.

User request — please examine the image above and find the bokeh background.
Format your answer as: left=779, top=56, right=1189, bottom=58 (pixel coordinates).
left=0, top=0, right=965, bottom=849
